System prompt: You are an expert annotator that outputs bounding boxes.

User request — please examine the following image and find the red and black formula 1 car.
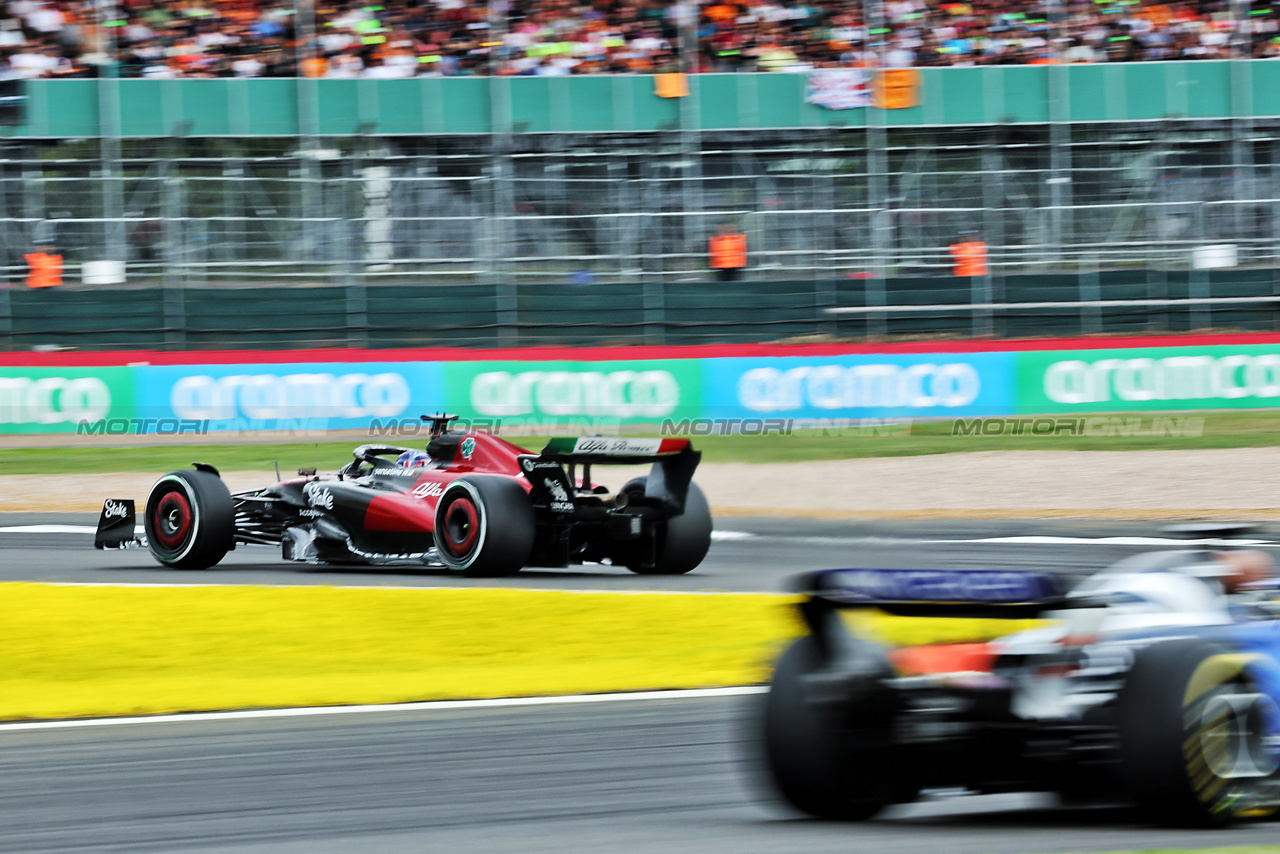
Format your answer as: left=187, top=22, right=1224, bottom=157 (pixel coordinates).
left=95, top=415, right=712, bottom=577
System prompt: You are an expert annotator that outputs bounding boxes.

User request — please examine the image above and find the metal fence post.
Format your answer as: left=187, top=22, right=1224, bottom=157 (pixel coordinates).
left=977, top=127, right=1002, bottom=337
left=0, top=283, right=11, bottom=349
left=161, top=130, right=187, bottom=347
left=1047, top=63, right=1072, bottom=270
left=1080, top=269, right=1101, bottom=334
left=866, top=110, right=889, bottom=338
left=489, top=75, right=517, bottom=346
left=162, top=287, right=185, bottom=348
left=816, top=277, right=836, bottom=338
left=1190, top=269, right=1210, bottom=330
left=97, top=18, right=124, bottom=272
left=643, top=278, right=665, bottom=345
left=1230, top=52, right=1253, bottom=257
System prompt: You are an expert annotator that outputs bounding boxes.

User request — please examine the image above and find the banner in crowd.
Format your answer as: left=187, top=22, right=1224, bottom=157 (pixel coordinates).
left=805, top=68, right=872, bottom=110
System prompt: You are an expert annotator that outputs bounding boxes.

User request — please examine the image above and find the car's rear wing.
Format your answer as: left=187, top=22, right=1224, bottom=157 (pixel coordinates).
left=530, top=437, right=701, bottom=513
left=800, top=567, right=1065, bottom=618
left=794, top=568, right=1065, bottom=658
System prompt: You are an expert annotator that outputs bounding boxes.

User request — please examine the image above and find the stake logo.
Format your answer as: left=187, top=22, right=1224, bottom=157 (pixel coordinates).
left=103, top=499, right=130, bottom=519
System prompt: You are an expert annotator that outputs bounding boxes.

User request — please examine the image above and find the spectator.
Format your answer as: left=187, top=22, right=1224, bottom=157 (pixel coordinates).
left=0, top=0, right=1274, bottom=79
left=709, top=222, right=747, bottom=282
left=24, top=240, right=62, bottom=289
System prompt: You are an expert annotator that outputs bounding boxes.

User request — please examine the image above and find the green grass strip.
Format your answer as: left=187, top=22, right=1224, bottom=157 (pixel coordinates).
left=0, top=583, right=1041, bottom=721
left=4, top=412, right=1280, bottom=474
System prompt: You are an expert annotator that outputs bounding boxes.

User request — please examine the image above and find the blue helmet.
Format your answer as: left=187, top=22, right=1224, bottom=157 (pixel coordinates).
left=397, top=450, right=430, bottom=468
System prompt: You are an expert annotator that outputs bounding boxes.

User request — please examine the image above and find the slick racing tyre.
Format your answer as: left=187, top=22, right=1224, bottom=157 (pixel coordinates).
left=433, top=476, right=535, bottom=577
left=761, top=636, right=905, bottom=821
left=144, top=469, right=235, bottom=569
left=1117, top=638, right=1280, bottom=827
left=620, top=477, right=712, bottom=575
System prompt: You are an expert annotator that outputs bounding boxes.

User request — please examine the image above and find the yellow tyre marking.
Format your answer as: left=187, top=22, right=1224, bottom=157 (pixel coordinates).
left=1183, top=653, right=1264, bottom=706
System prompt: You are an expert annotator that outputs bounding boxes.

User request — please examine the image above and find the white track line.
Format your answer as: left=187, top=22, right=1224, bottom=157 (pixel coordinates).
left=0, top=524, right=116, bottom=534
left=941, top=535, right=1276, bottom=547
left=6, top=527, right=754, bottom=539
left=716, top=531, right=1280, bottom=548
left=25, top=581, right=779, bottom=596
left=5, top=525, right=1275, bottom=550
left=0, top=686, right=768, bottom=733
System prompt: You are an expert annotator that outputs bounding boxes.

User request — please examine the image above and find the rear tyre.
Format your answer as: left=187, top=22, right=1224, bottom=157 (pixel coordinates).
left=433, top=476, right=535, bottom=577
left=621, top=477, right=712, bottom=575
left=144, top=469, right=234, bottom=569
left=1117, top=638, right=1279, bottom=827
left=761, top=636, right=901, bottom=820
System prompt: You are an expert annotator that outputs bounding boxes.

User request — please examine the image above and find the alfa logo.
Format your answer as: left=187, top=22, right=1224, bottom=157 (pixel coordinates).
left=412, top=482, right=446, bottom=499
left=461, top=437, right=475, bottom=460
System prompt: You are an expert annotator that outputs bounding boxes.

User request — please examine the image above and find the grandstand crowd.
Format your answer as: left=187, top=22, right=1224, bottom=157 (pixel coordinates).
left=1, top=0, right=1275, bottom=79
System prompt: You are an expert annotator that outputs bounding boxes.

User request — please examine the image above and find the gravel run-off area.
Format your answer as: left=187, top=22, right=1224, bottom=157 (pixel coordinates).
left=5, top=448, right=1280, bottom=518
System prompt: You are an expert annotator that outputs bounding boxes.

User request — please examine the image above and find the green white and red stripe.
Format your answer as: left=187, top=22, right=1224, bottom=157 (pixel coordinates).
left=544, top=437, right=690, bottom=456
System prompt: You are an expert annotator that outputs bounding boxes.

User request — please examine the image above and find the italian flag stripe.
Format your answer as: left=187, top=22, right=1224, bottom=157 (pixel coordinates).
left=543, top=437, right=690, bottom=456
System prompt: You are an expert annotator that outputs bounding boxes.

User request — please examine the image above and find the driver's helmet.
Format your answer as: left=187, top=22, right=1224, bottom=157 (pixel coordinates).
left=1216, top=549, right=1275, bottom=593
left=397, top=449, right=430, bottom=468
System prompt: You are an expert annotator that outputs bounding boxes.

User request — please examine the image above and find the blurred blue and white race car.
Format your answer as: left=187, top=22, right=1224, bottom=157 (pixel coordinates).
left=756, top=528, right=1280, bottom=827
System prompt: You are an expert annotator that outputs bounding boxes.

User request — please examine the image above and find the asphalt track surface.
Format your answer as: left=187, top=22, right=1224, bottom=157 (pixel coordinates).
left=7, top=512, right=1280, bottom=592
left=4, top=696, right=1280, bottom=854
left=6, top=515, right=1280, bottom=853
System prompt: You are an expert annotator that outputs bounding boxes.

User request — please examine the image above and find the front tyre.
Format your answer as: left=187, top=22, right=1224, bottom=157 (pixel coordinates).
left=433, top=476, right=535, bottom=577
left=1118, top=638, right=1280, bottom=827
left=144, top=469, right=234, bottom=569
left=622, top=477, right=712, bottom=575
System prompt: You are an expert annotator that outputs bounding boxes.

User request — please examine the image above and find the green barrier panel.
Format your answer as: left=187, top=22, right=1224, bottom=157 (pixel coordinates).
left=514, top=283, right=647, bottom=347
left=11, top=62, right=1280, bottom=139
left=4, top=271, right=1278, bottom=351
left=661, top=280, right=827, bottom=344
left=181, top=287, right=350, bottom=349
left=443, top=358, right=703, bottom=427
left=366, top=284, right=503, bottom=348
left=9, top=288, right=168, bottom=350
left=1016, top=343, right=1280, bottom=412
left=0, top=366, right=133, bottom=434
